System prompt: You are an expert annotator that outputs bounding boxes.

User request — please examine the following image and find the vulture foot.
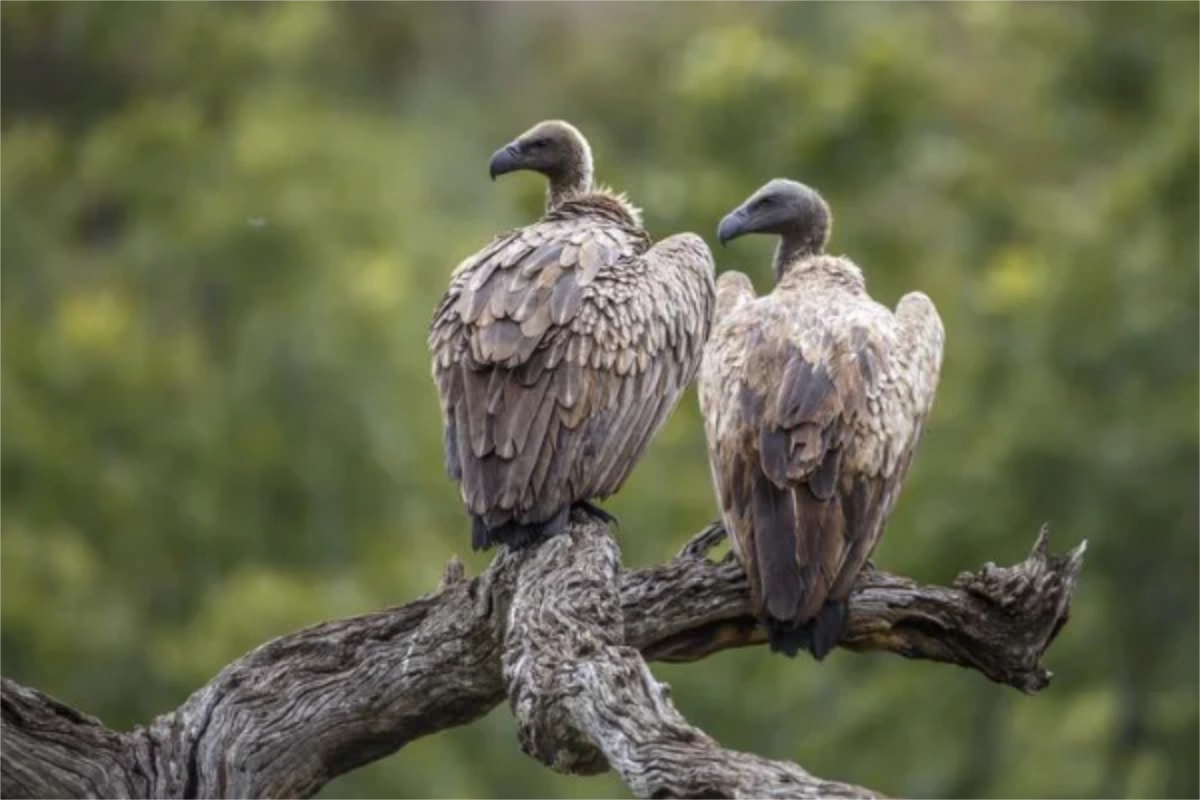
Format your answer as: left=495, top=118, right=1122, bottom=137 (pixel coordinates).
left=572, top=501, right=620, bottom=529
left=472, top=506, right=571, bottom=552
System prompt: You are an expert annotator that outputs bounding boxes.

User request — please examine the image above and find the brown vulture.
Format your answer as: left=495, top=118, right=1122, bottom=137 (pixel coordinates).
left=429, top=120, right=716, bottom=551
left=699, top=179, right=944, bottom=659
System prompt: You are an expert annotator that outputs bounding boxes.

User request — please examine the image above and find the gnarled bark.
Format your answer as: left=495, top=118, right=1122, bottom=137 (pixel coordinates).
left=1, top=519, right=1086, bottom=799
left=502, top=518, right=878, bottom=798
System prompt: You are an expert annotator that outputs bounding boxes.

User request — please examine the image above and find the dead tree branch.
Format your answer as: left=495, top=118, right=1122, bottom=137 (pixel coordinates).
left=502, top=516, right=878, bottom=798
left=1, top=520, right=1086, bottom=799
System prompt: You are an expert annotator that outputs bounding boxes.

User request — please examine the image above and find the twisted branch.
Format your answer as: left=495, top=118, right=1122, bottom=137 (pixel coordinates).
left=1, top=520, right=1086, bottom=798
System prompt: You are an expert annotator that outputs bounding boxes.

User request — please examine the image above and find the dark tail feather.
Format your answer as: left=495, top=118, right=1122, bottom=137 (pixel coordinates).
left=806, top=598, right=848, bottom=660
left=765, top=618, right=811, bottom=658
left=765, top=599, right=848, bottom=661
left=751, top=475, right=802, bottom=622
left=470, top=516, right=494, bottom=551
left=471, top=506, right=570, bottom=551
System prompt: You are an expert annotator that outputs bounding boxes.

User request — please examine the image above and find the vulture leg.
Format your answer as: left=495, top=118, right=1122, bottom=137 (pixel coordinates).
left=573, top=500, right=620, bottom=528
left=470, top=505, right=570, bottom=551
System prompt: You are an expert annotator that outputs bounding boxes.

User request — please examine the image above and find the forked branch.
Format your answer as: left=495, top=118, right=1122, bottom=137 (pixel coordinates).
left=1, top=519, right=1085, bottom=799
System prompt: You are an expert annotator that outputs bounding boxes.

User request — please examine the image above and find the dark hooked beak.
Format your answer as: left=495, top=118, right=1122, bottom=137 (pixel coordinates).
left=488, top=143, right=522, bottom=181
left=716, top=207, right=751, bottom=246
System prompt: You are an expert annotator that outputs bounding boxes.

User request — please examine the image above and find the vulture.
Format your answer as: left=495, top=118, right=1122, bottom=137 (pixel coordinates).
left=429, top=120, right=716, bottom=551
left=698, top=179, right=944, bottom=659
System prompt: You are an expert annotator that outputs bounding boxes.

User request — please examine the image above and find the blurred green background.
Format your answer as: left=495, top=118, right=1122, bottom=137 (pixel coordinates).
left=2, top=3, right=1197, bottom=798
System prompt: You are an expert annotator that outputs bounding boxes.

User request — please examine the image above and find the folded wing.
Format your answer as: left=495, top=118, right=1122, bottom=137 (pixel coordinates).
left=430, top=204, right=715, bottom=543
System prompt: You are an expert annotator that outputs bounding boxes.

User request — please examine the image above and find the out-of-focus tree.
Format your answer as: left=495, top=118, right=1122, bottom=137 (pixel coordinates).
left=2, top=3, right=1196, bottom=797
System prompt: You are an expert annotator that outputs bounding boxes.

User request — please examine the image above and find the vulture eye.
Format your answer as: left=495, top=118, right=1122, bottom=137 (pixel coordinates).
left=527, top=138, right=550, bottom=150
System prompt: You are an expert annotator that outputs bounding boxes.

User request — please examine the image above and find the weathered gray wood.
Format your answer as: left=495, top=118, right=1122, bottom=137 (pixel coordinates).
left=640, top=523, right=1085, bottom=697
left=1, top=520, right=1086, bottom=799
left=502, top=516, right=878, bottom=798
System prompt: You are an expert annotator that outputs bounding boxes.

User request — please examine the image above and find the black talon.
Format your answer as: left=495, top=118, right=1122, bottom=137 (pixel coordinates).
left=573, top=501, right=620, bottom=528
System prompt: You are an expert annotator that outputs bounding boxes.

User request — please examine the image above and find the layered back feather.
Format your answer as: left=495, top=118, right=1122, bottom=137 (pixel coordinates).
left=430, top=190, right=716, bottom=549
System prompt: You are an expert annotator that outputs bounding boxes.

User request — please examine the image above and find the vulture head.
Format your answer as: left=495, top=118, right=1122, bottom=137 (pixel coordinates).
left=488, top=120, right=594, bottom=205
left=716, top=180, right=832, bottom=272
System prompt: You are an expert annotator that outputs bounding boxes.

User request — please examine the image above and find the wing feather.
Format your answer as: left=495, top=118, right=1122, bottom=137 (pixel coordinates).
left=700, top=297, right=874, bottom=629
left=549, top=270, right=583, bottom=325
left=575, top=234, right=715, bottom=499
left=760, top=334, right=870, bottom=622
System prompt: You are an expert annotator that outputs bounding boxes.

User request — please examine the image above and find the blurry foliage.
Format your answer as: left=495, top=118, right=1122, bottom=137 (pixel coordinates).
left=1, top=3, right=1197, bottom=798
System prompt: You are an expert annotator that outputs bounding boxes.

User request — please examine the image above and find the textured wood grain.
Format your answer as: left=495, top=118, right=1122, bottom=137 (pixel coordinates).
left=501, top=515, right=878, bottom=798
left=1, top=520, right=1085, bottom=799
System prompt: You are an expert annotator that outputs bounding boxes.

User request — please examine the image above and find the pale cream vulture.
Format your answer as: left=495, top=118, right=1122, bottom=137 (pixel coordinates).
left=699, top=179, right=944, bottom=658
